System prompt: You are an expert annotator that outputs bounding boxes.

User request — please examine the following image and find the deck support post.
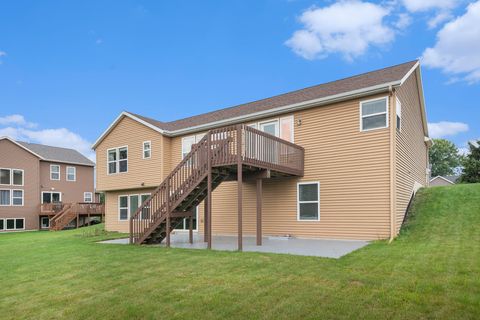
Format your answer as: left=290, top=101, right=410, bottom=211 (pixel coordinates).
left=204, top=197, right=209, bottom=242
left=76, top=214, right=79, bottom=229
left=256, top=178, right=262, bottom=246
left=166, top=178, right=171, bottom=248
left=237, top=124, right=243, bottom=251
left=189, top=213, right=193, bottom=244
left=207, top=132, right=213, bottom=249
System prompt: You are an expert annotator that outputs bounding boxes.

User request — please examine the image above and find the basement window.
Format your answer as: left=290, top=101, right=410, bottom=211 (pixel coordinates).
left=6, top=218, right=24, bottom=230
left=297, top=182, right=320, bottom=221
left=360, top=97, right=388, bottom=131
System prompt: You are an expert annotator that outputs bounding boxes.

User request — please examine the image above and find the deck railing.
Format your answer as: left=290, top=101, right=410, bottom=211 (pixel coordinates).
left=130, top=124, right=304, bottom=244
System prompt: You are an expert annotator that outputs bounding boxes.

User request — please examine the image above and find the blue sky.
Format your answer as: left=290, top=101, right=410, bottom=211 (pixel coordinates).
left=1, top=0, right=479, bottom=160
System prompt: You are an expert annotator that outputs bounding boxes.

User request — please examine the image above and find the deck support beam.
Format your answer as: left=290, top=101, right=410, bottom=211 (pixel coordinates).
left=204, top=197, right=209, bottom=242
left=207, top=133, right=213, bottom=249
left=256, top=178, right=262, bottom=246
left=166, top=178, right=171, bottom=248
left=237, top=124, right=243, bottom=251
left=189, top=214, right=193, bottom=244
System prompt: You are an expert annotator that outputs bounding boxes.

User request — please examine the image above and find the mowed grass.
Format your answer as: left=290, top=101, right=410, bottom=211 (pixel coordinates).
left=1, top=184, right=479, bottom=319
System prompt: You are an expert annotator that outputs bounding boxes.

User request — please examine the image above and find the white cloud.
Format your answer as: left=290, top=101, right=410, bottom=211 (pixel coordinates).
left=0, top=114, right=37, bottom=128
left=422, top=1, right=480, bottom=83
left=394, top=13, right=412, bottom=29
left=285, top=1, right=395, bottom=61
left=401, top=0, right=461, bottom=28
left=0, top=50, right=6, bottom=64
left=0, top=115, right=95, bottom=162
left=428, top=121, right=469, bottom=138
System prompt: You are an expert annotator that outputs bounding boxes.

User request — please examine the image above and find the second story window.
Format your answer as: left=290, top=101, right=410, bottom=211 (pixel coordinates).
left=143, top=141, right=151, bottom=159
left=12, top=169, right=23, bottom=186
left=360, top=97, right=388, bottom=131
left=66, top=166, right=76, bottom=181
left=50, top=165, right=60, bottom=181
left=108, top=147, right=128, bottom=174
left=0, top=169, right=10, bottom=185
left=396, top=97, right=402, bottom=132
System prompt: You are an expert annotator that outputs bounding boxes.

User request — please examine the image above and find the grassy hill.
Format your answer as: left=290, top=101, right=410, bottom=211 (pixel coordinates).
left=1, top=184, right=479, bottom=319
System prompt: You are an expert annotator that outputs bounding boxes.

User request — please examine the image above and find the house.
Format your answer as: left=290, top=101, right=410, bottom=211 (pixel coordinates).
left=0, top=137, right=103, bottom=232
left=93, top=60, right=431, bottom=249
left=429, top=175, right=460, bottom=186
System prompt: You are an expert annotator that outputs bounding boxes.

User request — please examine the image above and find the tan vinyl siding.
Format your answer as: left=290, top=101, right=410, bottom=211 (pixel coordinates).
left=105, top=188, right=156, bottom=233
left=96, top=116, right=167, bottom=192
left=394, top=72, right=428, bottom=234
left=170, top=94, right=392, bottom=240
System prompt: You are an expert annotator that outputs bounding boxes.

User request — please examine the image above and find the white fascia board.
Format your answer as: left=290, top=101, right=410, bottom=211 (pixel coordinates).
left=0, top=136, right=45, bottom=160
left=167, top=81, right=401, bottom=137
left=92, top=111, right=166, bottom=149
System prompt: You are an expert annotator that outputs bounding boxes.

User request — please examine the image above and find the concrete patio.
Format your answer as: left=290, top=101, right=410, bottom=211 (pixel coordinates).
left=100, top=232, right=369, bottom=258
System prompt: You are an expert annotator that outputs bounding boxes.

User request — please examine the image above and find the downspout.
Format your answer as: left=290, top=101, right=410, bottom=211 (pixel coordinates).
left=389, top=85, right=396, bottom=243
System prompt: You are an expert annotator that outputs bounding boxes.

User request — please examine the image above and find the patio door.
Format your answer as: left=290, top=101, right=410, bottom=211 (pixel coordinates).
left=175, top=207, right=198, bottom=231
left=42, top=192, right=61, bottom=203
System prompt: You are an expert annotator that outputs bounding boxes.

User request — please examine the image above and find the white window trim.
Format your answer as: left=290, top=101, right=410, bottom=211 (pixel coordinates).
left=118, top=195, right=129, bottom=221
left=107, top=146, right=128, bottom=175
left=181, top=136, right=197, bottom=159
left=5, top=218, right=25, bottom=231
left=66, top=166, right=76, bottom=182
left=396, top=97, right=402, bottom=132
left=41, top=191, right=62, bottom=204
left=84, top=192, right=93, bottom=203
left=359, top=96, right=389, bottom=132
left=50, top=164, right=61, bottom=181
left=12, top=189, right=24, bottom=207
left=174, top=207, right=199, bottom=232
left=12, top=169, right=24, bottom=186
left=143, top=141, right=152, bottom=159
left=40, top=217, right=50, bottom=229
left=0, top=168, right=11, bottom=186
left=0, top=189, right=11, bottom=206
left=297, top=182, right=320, bottom=222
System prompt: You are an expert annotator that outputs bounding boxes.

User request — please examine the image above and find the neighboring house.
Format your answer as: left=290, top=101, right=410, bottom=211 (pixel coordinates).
left=0, top=137, right=101, bottom=232
left=93, top=60, right=431, bottom=249
left=430, top=175, right=460, bottom=186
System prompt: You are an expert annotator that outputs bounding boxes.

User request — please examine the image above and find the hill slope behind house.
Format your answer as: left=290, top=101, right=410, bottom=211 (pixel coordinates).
left=0, top=184, right=479, bottom=319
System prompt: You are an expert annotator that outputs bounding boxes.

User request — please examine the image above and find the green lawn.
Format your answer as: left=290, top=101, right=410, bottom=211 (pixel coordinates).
left=1, top=184, right=479, bottom=319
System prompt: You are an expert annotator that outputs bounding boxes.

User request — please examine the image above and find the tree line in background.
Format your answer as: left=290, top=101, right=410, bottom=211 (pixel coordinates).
left=429, top=139, right=480, bottom=183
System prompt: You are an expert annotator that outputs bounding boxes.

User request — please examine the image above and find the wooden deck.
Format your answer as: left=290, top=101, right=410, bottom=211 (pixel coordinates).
left=40, top=203, right=104, bottom=230
left=131, top=124, right=304, bottom=250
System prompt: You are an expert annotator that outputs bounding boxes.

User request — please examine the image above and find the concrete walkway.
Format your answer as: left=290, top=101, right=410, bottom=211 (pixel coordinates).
left=100, top=232, right=368, bottom=258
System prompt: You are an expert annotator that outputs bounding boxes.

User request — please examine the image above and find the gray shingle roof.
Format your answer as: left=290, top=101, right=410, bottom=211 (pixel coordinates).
left=127, top=60, right=418, bottom=132
left=17, top=141, right=95, bottom=166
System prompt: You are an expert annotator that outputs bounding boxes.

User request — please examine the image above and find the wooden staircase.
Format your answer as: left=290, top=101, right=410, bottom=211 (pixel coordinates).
left=131, top=124, right=304, bottom=245
left=50, top=203, right=104, bottom=231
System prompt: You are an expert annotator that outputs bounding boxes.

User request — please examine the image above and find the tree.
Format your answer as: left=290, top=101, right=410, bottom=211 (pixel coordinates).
left=429, top=139, right=461, bottom=177
left=460, top=140, right=480, bottom=183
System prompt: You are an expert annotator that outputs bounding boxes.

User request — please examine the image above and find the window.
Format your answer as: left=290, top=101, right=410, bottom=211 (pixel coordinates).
left=143, top=141, right=151, bottom=159
left=141, top=194, right=151, bottom=219
left=108, top=147, right=128, bottom=174
left=175, top=207, right=198, bottom=231
left=41, top=217, right=50, bottom=229
left=12, top=169, right=23, bottom=186
left=66, top=166, right=76, bottom=181
left=360, top=97, right=388, bottom=131
left=129, top=195, right=139, bottom=218
left=182, top=136, right=196, bottom=159
left=396, top=97, right=402, bottom=132
left=0, top=219, right=3, bottom=230
left=119, top=196, right=128, bottom=220
left=84, top=192, right=93, bottom=203
left=297, top=182, right=320, bottom=221
left=5, top=218, right=24, bottom=230
left=12, top=190, right=23, bottom=206
left=42, top=191, right=61, bottom=203
left=50, top=165, right=60, bottom=180
left=259, top=120, right=279, bottom=137
left=0, top=190, right=11, bottom=206
left=0, top=169, right=10, bottom=185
